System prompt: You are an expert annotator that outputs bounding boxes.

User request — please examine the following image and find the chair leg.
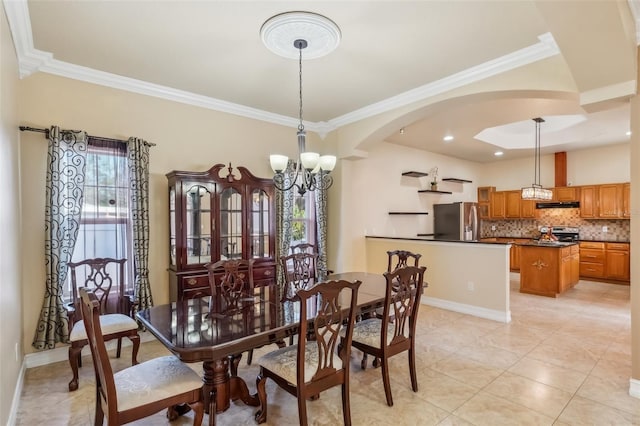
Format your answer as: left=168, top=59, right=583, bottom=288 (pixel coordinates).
left=116, top=337, right=122, bottom=358
left=68, top=345, right=82, bottom=392
left=94, top=386, right=104, bottom=426
left=342, top=381, right=352, bottom=426
left=129, top=334, right=140, bottom=365
left=207, top=388, right=216, bottom=426
left=360, top=352, right=368, bottom=370
left=255, top=371, right=268, bottom=424
left=246, top=349, right=253, bottom=366
left=380, top=357, right=394, bottom=406
left=297, top=393, right=308, bottom=426
left=189, top=400, right=204, bottom=426
left=229, top=354, right=241, bottom=377
left=408, top=345, right=418, bottom=392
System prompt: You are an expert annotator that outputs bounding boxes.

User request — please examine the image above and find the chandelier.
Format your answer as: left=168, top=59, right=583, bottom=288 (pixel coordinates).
left=521, top=117, right=553, bottom=200
left=262, top=12, right=339, bottom=195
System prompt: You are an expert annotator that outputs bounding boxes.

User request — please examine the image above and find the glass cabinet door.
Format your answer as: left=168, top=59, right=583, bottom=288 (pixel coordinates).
left=250, top=189, right=271, bottom=258
left=169, top=187, right=176, bottom=266
left=185, top=183, right=212, bottom=265
left=220, top=187, right=243, bottom=259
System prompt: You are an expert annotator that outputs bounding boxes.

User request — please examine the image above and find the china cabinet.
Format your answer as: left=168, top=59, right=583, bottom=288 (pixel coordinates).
left=166, top=164, right=276, bottom=301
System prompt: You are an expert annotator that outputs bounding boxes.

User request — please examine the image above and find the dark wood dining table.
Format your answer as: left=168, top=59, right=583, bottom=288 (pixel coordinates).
left=136, top=272, right=387, bottom=415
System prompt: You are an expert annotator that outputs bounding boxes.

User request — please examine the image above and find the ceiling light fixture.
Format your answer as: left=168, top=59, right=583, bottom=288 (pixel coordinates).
left=443, top=135, right=454, bottom=142
left=263, top=12, right=339, bottom=195
left=494, top=151, right=504, bottom=156
left=521, top=117, right=552, bottom=201
left=400, top=127, right=405, bottom=135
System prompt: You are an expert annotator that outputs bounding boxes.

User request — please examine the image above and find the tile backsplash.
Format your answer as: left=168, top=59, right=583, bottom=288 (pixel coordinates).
left=480, top=208, right=630, bottom=241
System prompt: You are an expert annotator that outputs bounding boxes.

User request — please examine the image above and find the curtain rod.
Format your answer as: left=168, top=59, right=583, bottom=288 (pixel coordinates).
left=18, top=126, right=156, bottom=146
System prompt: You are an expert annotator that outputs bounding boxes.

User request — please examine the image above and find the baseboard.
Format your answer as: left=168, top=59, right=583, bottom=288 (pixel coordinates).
left=421, top=296, right=511, bottom=323
left=630, top=378, right=640, bottom=399
left=24, top=331, right=156, bottom=369
left=7, top=360, right=25, bottom=426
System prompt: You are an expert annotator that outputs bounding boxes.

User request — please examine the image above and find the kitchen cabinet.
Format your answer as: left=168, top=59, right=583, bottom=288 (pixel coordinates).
left=579, top=186, right=597, bottom=218
left=166, top=163, right=276, bottom=301
left=605, top=242, right=630, bottom=282
left=554, top=186, right=579, bottom=201
left=520, top=199, right=536, bottom=218
left=598, top=183, right=623, bottom=218
left=491, top=191, right=506, bottom=218
left=520, top=243, right=579, bottom=297
left=477, top=186, right=494, bottom=219
left=505, top=191, right=521, bottom=218
left=623, top=183, right=631, bottom=218
left=579, top=241, right=605, bottom=279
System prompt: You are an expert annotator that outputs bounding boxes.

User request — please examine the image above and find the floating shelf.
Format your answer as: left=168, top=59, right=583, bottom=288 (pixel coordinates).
left=417, top=233, right=435, bottom=237
left=418, top=189, right=453, bottom=194
left=442, top=178, right=472, bottom=183
left=402, top=171, right=429, bottom=178
left=388, top=212, right=429, bottom=215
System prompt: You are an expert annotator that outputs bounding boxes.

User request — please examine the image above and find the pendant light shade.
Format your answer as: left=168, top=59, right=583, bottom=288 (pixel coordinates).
left=522, top=117, right=553, bottom=201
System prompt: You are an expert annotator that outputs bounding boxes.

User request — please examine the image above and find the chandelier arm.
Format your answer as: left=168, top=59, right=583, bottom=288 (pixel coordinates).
left=317, top=172, right=334, bottom=190
left=273, top=166, right=300, bottom=192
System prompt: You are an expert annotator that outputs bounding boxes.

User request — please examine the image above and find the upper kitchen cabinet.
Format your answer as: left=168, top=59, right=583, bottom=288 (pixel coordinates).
left=505, top=191, right=521, bottom=218
left=553, top=186, right=580, bottom=202
left=491, top=191, right=506, bottom=218
left=477, top=186, right=494, bottom=219
left=520, top=199, right=537, bottom=218
left=580, top=183, right=629, bottom=219
left=598, top=183, right=623, bottom=218
left=579, top=185, right=597, bottom=218
left=623, top=182, right=631, bottom=218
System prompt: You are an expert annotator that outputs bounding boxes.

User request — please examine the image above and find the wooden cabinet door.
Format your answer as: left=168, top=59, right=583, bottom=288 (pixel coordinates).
left=598, top=184, right=622, bottom=218
left=491, top=191, right=506, bottom=218
left=477, top=186, right=494, bottom=203
left=510, top=243, right=519, bottom=271
left=579, top=186, right=597, bottom=218
left=554, top=186, right=579, bottom=201
left=623, top=183, right=631, bottom=218
left=520, top=199, right=536, bottom=218
left=505, top=191, right=521, bottom=218
left=605, top=242, right=630, bottom=281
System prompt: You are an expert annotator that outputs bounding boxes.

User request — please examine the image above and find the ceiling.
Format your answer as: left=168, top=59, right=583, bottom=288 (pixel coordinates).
left=5, top=1, right=639, bottom=162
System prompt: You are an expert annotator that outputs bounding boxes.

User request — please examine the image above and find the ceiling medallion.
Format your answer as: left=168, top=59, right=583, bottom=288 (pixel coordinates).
left=260, top=11, right=341, bottom=60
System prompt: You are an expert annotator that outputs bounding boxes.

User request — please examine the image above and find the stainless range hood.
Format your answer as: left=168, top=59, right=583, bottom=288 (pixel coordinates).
left=535, top=201, right=580, bottom=209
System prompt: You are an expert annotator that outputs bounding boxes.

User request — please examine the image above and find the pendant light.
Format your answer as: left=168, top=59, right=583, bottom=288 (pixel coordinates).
left=521, top=117, right=553, bottom=200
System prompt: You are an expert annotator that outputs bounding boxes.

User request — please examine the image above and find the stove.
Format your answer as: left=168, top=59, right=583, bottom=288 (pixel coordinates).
left=539, top=226, right=580, bottom=242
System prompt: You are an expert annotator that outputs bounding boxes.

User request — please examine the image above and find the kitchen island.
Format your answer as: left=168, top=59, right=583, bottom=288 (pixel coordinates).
left=519, top=241, right=580, bottom=297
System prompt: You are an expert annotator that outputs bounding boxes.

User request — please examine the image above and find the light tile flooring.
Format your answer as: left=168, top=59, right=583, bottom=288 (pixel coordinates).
left=16, top=276, right=637, bottom=425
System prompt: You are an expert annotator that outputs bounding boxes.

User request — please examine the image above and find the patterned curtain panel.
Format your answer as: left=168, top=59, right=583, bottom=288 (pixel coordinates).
left=314, top=174, right=329, bottom=279
left=127, top=137, right=153, bottom=311
left=275, top=161, right=296, bottom=289
left=33, top=126, right=88, bottom=350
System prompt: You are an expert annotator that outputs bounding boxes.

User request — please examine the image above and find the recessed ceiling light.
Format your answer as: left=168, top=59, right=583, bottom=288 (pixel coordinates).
left=443, top=135, right=454, bottom=142
left=626, top=131, right=631, bottom=136
left=399, top=128, right=405, bottom=135
left=494, top=151, right=504, bottom=156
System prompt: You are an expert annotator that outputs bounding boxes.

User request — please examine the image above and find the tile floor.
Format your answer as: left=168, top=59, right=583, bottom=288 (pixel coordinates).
left=15, top=276, right=637, bottom=425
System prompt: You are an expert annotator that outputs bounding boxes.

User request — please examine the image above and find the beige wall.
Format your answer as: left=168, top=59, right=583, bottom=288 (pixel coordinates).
left=1, top=6, right=24, bottom=425
left=630, top=48, right=640, bottom=392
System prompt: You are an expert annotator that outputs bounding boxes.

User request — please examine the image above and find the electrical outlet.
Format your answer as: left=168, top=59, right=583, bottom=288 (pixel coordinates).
left=491, top=225, right=496, bottom=231
left=467, top=281, right=475, bottom=291
left=602, top=226, right=608, bottom=233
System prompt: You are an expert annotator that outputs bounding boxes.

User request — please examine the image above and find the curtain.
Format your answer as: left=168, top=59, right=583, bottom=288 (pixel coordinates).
left=275, top=161, right=296, bottom=291
left=33, top=126, right=88, bottom=350
left=314, top=172, right=329, bottom=280
left=127, top=137, right=153, bottom=311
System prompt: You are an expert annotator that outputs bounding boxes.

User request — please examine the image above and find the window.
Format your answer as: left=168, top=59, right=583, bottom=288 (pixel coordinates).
left=64, top=139, right=134, bottom=299
left=290, top=190, right=316, bottom=248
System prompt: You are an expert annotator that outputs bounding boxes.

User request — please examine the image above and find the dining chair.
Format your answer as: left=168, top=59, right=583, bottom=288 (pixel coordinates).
left=206, top=258, right=258, bottom=373
left=290, top=243, right=334, bottom=276
left=280, top=252, right=319, bottom=346
left=79, top=287, right=213, bottom=426
left=343, top=265, right=426, bottom=406
left=387, top=249, right=422, bottom=272
left=255, top=278, right=362, bottom=425
left=66, top=258, right=140, bottom=392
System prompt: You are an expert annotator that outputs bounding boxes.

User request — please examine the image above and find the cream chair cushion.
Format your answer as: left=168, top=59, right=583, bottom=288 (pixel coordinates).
left=114, top=356, right=203, bottom=412
left=258, top=342, right=342, bottom=385
left=69, top=314, right=138, bottom=342
left=346, top=318, right=396, bottom=349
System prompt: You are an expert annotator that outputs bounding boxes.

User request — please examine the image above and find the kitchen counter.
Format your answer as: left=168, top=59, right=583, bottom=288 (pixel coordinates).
left=366, top=235, right=510, bottom=244
left=519, top=243, right=580, bottom=297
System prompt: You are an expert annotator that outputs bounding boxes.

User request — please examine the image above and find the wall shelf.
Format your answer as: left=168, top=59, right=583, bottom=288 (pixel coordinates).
left=418, top=189, right=452, bottom=194
left=388, top=212, right=429, bottom=215
left=442, top=178, right=472, bottom=183
left=417, top=233, right=435, bottom=237
left=402, top=171, right=429, bottom=178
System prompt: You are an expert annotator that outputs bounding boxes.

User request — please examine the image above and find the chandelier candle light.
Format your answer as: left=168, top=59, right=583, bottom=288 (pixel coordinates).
left=262, top=12, right=339, bottom=195
left=521, top=117, right=553, bottom=201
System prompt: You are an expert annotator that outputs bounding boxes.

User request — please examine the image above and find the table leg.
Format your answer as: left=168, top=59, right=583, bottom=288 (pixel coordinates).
left=202, top=358, right=259, bottom=414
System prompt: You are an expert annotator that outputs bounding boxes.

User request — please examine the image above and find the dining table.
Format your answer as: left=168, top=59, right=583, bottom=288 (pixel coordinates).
left=135, top=272, right=387, bottom=415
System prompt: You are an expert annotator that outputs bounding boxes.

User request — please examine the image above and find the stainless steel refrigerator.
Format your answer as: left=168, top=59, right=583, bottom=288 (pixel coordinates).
left=433, top=202, right=479, bottom=241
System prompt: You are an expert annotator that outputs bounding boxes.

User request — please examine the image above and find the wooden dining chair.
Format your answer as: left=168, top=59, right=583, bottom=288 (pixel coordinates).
left=206, top=259, right=258, bottom=372
left=343, top=265, right=426, bottom=406
left=387, top=249, right=422, bottom=272
left=66, top=258, right=140, bottom=392
left=280, top=252, right=318, bottom=298
left=290, top=243, right=333, bottom=276
left=79, top=287, right=213, bottom=426
left=255, top=279, right=362, bottom=425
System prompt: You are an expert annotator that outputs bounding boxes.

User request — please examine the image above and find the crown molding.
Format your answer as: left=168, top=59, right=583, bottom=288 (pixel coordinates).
left=4, top=0, right=558, bottom=135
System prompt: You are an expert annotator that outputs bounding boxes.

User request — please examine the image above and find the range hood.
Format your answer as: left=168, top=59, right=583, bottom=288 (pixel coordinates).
left=535, top=201, right=580, bottom=209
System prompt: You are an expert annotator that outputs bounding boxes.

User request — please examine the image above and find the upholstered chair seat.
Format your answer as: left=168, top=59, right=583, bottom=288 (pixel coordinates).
left=342, top=318, right=395, bottom=348
left=257, top=342, right=342, bottom=385
left=69, top=314, right=137, bottom=342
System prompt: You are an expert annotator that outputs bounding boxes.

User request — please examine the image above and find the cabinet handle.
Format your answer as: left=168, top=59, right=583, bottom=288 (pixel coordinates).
left=187, top=278, right=197, bottom=285
left=264, top=270, right=273, bottom=276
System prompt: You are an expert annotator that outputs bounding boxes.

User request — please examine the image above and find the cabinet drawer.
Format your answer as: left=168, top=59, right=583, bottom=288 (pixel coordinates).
left=579, top=241, right=605, bottom=250
left=182, top=274, right=209, bottom=289
left=605, top=242, right=629, bottom=252
left=253, top=267, right=275, bottom=282
left=579, top=249, right=605, bottom=263
left=580, top=262, right=605, bottom=277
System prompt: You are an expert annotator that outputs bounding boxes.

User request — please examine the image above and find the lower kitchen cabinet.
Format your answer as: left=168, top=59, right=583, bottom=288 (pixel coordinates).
left=605, top=242, right=630, bottom=281
left=579, top=241, right=630, bottom=283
